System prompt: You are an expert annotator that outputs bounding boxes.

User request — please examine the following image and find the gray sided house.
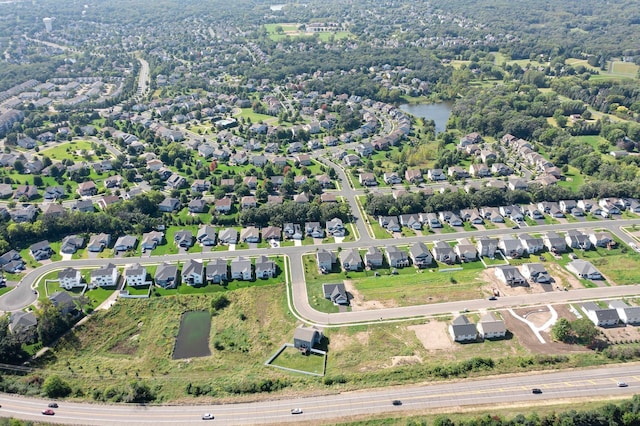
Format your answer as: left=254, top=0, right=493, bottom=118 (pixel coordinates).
left=293, top=325, right=323, bottom=354
left=196, top=225, right=217, bottom=246
left=255, top=255, right=276, bottom=279
left=231, top=256, right=253, bottom=280
left=477, top=313, right=507, bottom=339
left=340, top=248, right=363, bottom=272
left=494, top=265, right=528, bottom=287
left=206, top=258, right=228, bottom=284
left=364, top=246, right=384, bottom=268
left=174, top=230, right=194, bottom=248
left=316, top=249, right=336, bottom=272
left=409, top=242, right=433, bottom=268
left=432, top=241, right=457, bottom=265
left=386, top=246, right=410, bottom=268
left=449, top=315, right=478, bottom=342
left=155, top=262, right=178, bottom=289
left=323, top=283, right=349, bottom=305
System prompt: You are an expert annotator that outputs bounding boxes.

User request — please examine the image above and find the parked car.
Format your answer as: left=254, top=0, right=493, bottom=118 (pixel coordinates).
left=531, top=388, right=542, bottom=394
left=291, top=408, right=303, bottom=415
left=202, top=413, right=214, bottom=420
left=42, top=409, right=55, bottom=415
left=392, top=400, right=403, bottom=406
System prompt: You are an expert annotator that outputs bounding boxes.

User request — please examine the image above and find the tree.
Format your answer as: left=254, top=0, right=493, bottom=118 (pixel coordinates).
left=551, top=318, right=572, bottom=342
left=572, top=317, right=599, bottom=347
left=43, top=375, right=72, bottom=398
left=36, top=300, right=70, bottom=345
left=0, top=315, right=27, bottom=364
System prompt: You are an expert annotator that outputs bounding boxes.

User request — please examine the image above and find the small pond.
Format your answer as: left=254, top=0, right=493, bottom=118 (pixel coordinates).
left=399, top=101, right=453, bottom=134
left=173, top=310, right=212, bottom=359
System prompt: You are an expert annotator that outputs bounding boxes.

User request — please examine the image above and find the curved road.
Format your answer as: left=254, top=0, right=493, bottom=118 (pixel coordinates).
left=1, top=364, right=638, bottom=424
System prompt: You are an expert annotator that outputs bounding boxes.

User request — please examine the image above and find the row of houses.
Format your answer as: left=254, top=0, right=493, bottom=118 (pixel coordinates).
left=58, top=256, right=278, bottom=291
left=449, top=313, right=507, bottom=342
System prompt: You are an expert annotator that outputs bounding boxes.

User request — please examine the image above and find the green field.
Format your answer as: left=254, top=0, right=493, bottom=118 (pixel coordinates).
left=235, top=108, right=278, bottom=124
left=611, top=61, right=639, bottom=76
left=41, top=140, right=112, bottom=162
left=269, top=346, right=326, bottom=375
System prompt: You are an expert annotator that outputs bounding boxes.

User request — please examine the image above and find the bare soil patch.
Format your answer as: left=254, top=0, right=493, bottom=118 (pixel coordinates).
left=546, top=263, right=584, bottom=289
left=601, top=325, right=640, bottom=344
left=408, top=321, right=454, bottom=351
left=328, top=331, right=370, bottom=351
left=388, top=355, right=423, bottom=367
left=513, top=306, right=552, bottom=329
left=343, top=279, right=398, bottom=311
left=479, top=268, right=544, bottom=298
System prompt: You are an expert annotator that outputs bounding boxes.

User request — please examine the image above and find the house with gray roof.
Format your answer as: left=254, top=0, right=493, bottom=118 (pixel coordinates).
left=608, top=300, right=640, bottom=325
left=59, top=267, right=82, bottom=289
left=218, top=228, right=238, bottom=245
left=293, top=325, right=323, bottom=354
left=155, top=263, right=178, bottom=288
left=114, top=235, right=137, bottom=252
left=255, top=255, right=276, bottom=279
left=449, top=315, right=478, bottom=342
left=323, top=283, right=349, bottom=305
left=340, top=248, right=363, bottom=272
left=565, top=230, right=592, bottom=250
left=262, top=226, right=282, bottom=241
left=240, top=226, right=260, bottom=243
left=90, top=263, right=118, bottom=288
left=9, top=311, right=37, bottom=338
left=582, top=302, right=620, bottom=327
left=231, top=256, right=252, bottom=280
left=49, top=291, right=75, bottom=315
left=316, top=249, right=336, bottom=272
left=61, top=235, right=85, bottom=254
left=543, top=232, right=567, bottom=253
left=432, top=241, right=457, bottom=264
left=498, top=235, right=524, bottom=259
left=182, top=259, right=204, bottom=286
left=477, top=237, right=498, bottom=258
left=386, top=246, right=410, bottom=268
left=409, top=242, right=433, bottom=268
left=588, top=231, right=615, bottom=248
left=477, top=313, right=507, bottom=339
left=519, top=234, right=544, bottom=254
left=124, top=263, right=147, bottom=287
left=567, top=260, right=602, bottom=280
left=494, top=265, right=527, bottom=287
left=364, top=247, right=383, bottom=268
left=521, top=263, right=551, bottom=284
left=455, top=239, right=477, bottom=263
left=196, top=225, right=217, bottom=246
left=206, top=259, right=228, bottom=284
left=141, top=231, right=164, bottom=251
left=30, top=240, right=53, bottom=261
left=174, top=230, right=193, bottom=248
left=88, top=233, right=110, bottom=252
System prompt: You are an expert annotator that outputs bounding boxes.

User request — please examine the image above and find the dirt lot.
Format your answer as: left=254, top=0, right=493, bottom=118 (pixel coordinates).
left=480, top=269, right=545, bottom=298
left=512, top=306, right=553, bottom=328
left=409, top=321, right=455, bottom=351
left=343, top=280, right=398, bottom=311
left=600, top=325, right=640, bottom=344
left=546, top=263, right=584, bottom=289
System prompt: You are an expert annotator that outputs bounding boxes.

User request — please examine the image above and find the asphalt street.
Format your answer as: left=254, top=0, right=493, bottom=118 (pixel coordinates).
left=1, top=364, right=638, bottom=424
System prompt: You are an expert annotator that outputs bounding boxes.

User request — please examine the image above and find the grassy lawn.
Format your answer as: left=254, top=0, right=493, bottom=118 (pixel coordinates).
left=41, top=140, right=113, bottom=162
left=0, top=286, right=13, bottom=296
left=353, top=261, right=487, bottom=306
left=269, top=346, right=326, bottom=375
left=151, top=226, right=202, bottom=256
left=558, top=165, right=586, bottom=192
left=235, top=108, right=278, bottom=124
left=481, top=255, right=509, bottom=266
left=125, top=285, right=151, bottom=296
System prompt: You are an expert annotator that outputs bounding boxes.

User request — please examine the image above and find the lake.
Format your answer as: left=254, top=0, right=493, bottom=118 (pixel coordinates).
left=173, top=311, right=212, bottom=359
left=399, top=101, right=453, bottom=134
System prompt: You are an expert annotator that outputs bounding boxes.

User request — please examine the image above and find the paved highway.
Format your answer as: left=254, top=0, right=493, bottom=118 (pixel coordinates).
left=1, top=364, right=638, bottom=424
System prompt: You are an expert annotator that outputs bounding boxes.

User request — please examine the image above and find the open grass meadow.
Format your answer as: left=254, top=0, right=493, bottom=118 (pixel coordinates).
left=41, top=140, right=113, bottom=162
left=269, top=346, right=326, bottom=375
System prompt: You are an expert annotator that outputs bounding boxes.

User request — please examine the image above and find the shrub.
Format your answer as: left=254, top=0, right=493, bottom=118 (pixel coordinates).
left=42, top=375, right=72, bottom=398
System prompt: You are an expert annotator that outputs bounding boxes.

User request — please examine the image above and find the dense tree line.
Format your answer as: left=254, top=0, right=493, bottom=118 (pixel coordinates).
left=238, top=201, right=351, bottom=227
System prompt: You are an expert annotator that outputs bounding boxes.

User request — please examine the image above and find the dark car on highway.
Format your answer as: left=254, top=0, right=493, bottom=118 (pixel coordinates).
left=392, top=400, right=403, bottom=406
left=531, top=388, right=542, bottom=394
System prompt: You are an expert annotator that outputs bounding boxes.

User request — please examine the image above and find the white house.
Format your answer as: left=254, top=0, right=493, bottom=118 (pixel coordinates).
left=477, top=313, right=507, bottom=339
left=124, top=263, right=147, bottom=287
left=59, top=267, right=82, bottom=289
left=182, top=259, right=204, bottom=286
left=90, top=263, right=118, bottom=288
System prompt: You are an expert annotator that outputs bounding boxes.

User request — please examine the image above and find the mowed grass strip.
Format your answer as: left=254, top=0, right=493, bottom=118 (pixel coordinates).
left=270, top=346, right=325, bottom=375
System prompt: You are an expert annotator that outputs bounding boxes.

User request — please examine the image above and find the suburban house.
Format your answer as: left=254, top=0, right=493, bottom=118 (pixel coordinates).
left=231, top=256, right=253, bottom=280
left=305, top=222, right=325, bottom=238
left=255, top=255, right=276, bottom=279
left=323, top=283, right=349, bottom=305
left=174, top=230, right=194, bottom=248
left=196, top=225, right=217, bottom=246
left=423, top=213, right=442, bottom=229
left=588, top=231, right=616, bottom=248
left=498, top=235, right=525, bottom=259
left=61, top=235, right=85, bottom=254
left=399, top=214, right=422, bottom=230
left=215, top=197, right=233, bottom=213
left=141, top=231, right=164, bottom=251
left=567, top=259, right=602, bottom=280
left=521, top=263, right=551, bottom=284
left=432, top=241, right=457, bottom=264
left=59, top=267, right=83, bottom=289
left=159, top=197, right=181, bottom=213
left=77, top=181, right=98, bottom=196
left=88, top=233, right=111, bottom=252
left=427, top=168, right=446, bottom=181
left=30, top=240, right=53, bottom=261
left=114, top=235, right=137, bottom=252
left=383, top=172, right=402, bottom=185
left=90, top=263, right=119, bottom=288
left=477, top=313, right=507, bottom=339
left=218, top=228, right=238, bottom=245
left=494, top=265, right=528, bottom=287
left=404, top=169, right=423, bottom=183
left=326, top=218, right=345, bottom=237
left=155, top=263, right=178, bottom=288
left=386, top=246, right=410, bottom=268
left=73, top=199, right=95, bottom=213
left=124, top=263, right=147, bottom=287
left=262, top=226, right=282, bottom=241
left=409, top=242, right=433, bottom=268
left=519, top=234, right=544, bottom=254
left=316, top=249, right=336, bottom=272
left=609, top=300, right=640, bottom=325
left=293, top=325, right=323, bottom=354
left=455, top=239, right=477, bottom=262
left=477, top=237, right=498, bottom=258
left=49, top=291, right=75, bottom=315
left=9, top=311, right=37, bottom=339
left=582, top=302, right=620, bottom=327
left=565, top=230, right=592, bottom=250
left=240, top=226, right=260, bottom=243
left=543, top=232, right=567, bottom=253
left=379, top=216, right=401, bottom=232
left=206, top=259, right=228, bottom=284
left=364, top=247, right=384, bottom=268
left=359, top=172, right=377, bottom=186
left=340, top=248, right=363, bottom=272
left=188, top=199, right=208, bottom=213
left=0, top=250, right=24, bottom=274
left=182, top=259, right=204, bottom=286
left=449, top=315, right=478, bottom=342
